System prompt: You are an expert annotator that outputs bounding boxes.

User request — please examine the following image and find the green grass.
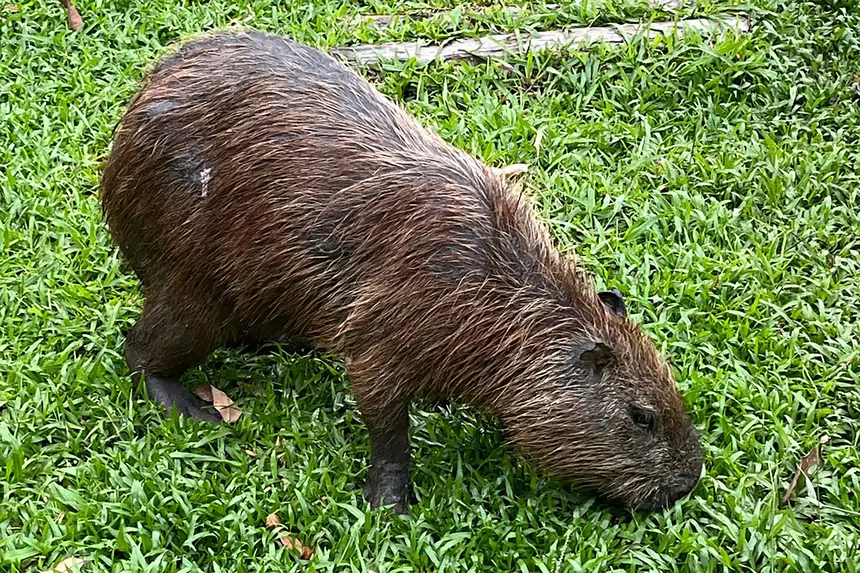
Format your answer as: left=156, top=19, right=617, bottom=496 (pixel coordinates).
left=1, top=0, right=859, bottom=571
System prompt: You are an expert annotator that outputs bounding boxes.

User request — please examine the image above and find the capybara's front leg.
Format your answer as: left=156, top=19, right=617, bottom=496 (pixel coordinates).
left=350, top=368, right=412, bottom=513
left=124, top=294, right=223, bottom=424
left=363, top=403, right=411, bottom=513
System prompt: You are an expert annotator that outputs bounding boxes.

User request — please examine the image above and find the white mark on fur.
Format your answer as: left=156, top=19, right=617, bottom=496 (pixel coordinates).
left=200, top=167, right=212, bottom=197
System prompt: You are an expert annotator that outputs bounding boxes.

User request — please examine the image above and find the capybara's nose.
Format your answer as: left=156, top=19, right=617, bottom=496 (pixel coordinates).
left=667, top=472, right=701, bottom=505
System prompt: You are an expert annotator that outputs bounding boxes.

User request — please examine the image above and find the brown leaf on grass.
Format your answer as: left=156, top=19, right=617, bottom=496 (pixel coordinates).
left=60, top=0, right=82, bottom=31
left=265, top=513, right=314, bottom=559
left=41, top=557, right=84, bottom=573
left=194, top=384, right=242, bottom=423
left=3, top=4, right=19, bottom=12
left=211, top=386, right=242, bottom=423
left=279, top=535, right=315, bottom=559
left=781, top=435, right=829, bottom=505
left=194, top=384, right=214, bottom=403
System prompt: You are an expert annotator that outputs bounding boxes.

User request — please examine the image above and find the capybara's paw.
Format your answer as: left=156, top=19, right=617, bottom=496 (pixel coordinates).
left=172, top=396, right=223, bottom=424
left=364, top=465, right=411, bottom=514
left=145, top=375, right=223, bottom=424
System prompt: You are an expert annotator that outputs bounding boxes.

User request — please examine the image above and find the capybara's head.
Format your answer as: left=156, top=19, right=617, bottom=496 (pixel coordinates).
left=500, top=288, right=703, bottom=510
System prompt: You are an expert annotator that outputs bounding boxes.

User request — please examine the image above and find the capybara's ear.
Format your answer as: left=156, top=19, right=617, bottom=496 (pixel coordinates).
left=598, top=289, right=627, bottom=318
left=578, top=340, right=615, bottom=373
left=488, top=163, right=530, bottom=194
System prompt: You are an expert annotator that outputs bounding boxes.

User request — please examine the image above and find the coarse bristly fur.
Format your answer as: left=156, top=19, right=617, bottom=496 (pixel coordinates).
left=101, top=28, right=703, bottom=512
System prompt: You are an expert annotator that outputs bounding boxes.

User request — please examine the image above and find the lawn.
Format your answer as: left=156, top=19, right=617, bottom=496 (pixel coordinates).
left=1, top=0, right=859, bottom=571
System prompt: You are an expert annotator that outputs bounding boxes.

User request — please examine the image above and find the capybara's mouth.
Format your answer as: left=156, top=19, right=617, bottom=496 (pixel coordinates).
left=630, top=473, right=701, bottom=511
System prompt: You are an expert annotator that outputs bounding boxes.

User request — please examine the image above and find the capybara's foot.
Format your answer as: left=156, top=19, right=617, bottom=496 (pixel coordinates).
left=364, top=463, right=411, bottom=514
left=145, top=375, right=222, bottom=424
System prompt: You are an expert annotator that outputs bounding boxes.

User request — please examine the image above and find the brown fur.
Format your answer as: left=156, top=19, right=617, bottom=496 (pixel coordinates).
left=101, top=29, right=702, bottom=511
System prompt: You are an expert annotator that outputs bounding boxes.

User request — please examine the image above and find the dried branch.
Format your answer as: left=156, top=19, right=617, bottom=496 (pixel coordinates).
left=334, top=14, right=751, bottom=66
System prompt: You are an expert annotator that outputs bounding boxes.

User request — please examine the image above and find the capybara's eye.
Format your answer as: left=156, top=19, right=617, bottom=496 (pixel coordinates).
left=630, top=406, right=656, bottom=432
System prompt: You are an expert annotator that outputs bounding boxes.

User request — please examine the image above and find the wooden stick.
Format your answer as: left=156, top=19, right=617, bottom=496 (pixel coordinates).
left=360, top=0, right=698, bottom=31
left=333, top=14, right=750, bottom=66
left=649, top=0, right=695, bottom=10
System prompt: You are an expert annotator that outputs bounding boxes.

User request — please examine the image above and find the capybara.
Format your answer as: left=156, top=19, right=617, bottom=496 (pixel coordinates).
left=100, top=29, right=703, bottom=513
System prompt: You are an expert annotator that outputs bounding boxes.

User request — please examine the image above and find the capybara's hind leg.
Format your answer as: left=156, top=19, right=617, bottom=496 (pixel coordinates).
left=124, top=295, right=223, bottom=424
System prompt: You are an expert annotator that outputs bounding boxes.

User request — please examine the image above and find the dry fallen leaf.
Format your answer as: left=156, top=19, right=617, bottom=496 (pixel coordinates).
left=194, top=384, right=242, bottom=423
left=265, top=513, right=315, bottom=559
left=781, top=435, right=828, bottom=505
left=61, top=0, right=82, bottom=31
left=279, top=535, right=315, bottom=559
left=211, top=386, right=242, bottom=423
left=245, top=449, right=257, bottom=458
left=194, top=384, right=213, bottom=402
left=3, top=3, right=19, bottom=12
left=41, top=557, right=84, bottom=573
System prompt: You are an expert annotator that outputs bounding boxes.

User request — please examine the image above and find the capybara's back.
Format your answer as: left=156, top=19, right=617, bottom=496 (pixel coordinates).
left=102, top=29, right=703, bottom=514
